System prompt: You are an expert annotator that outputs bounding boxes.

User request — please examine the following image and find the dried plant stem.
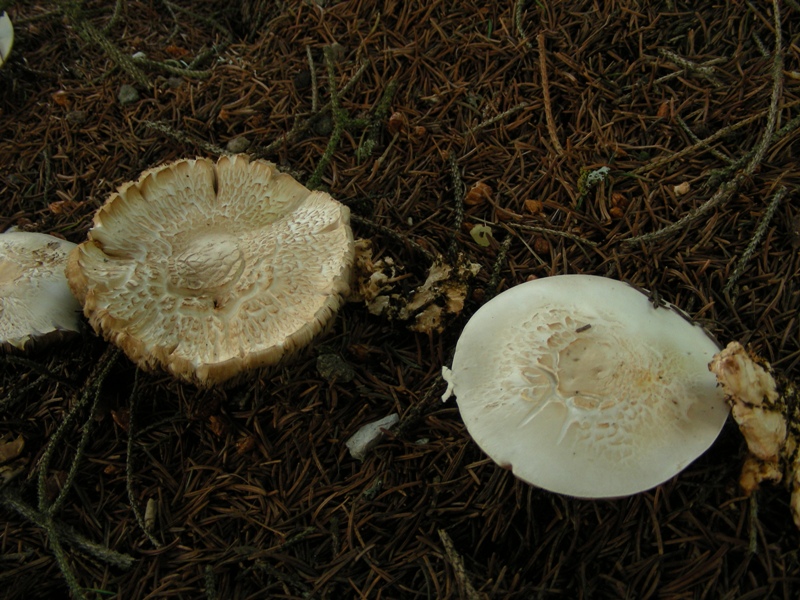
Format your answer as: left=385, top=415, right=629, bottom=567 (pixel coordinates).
left=659, top=48, right=723, bottom=87
left=63, top=2, right=151, bottom=89
left=0, top=488, right=135, bottom=568
left=0, top=374, right=47, bottom=415
left=306, top=46, right=348, bottom=190
left=127, top=371, right=162, bottom=547
left=447, top=152, right=466, bottom=258
left=438, top=529, right=482, bottom=600
left=487, top=235, right=513, bottom=299
left=724, top=186, right=787, bottom=297
left=132, top=56, right=212, bottom=79
left=632, top=111, right=765, bottom=177
left=709, top=112, right=800, bottom=182
left=306, top=46, right=319, bottom=112
left=142, top=121, right=227, bottom=156
left=538, top=33, right=563, bottom=155
left=675, top=114, right=732, bottom=164
left=102, top=0, right=124, bottom=34
left=514, top=0, right=532, bottom=48
left=37, top=346, right=120, bottom=514
left=490, top=220, right=598, bottom=247
left=466, top=102, right=528, bottom=136
left=48, top=515, right=89, bottom=600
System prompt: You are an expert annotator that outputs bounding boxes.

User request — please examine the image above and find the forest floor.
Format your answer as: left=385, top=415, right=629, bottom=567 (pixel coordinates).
left=1, top=1, right=799, bottom=598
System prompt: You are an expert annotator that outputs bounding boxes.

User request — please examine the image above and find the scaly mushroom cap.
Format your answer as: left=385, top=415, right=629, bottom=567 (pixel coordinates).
left=0, top=231, right=81, bottom=350
left=442, top=275, right=729, bottom=498
left=67, top=155, right=354, bottom=386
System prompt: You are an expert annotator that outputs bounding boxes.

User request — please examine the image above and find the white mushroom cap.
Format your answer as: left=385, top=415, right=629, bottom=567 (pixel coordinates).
left=441, top=274, right=729, bottom=498
left=67, top=155, right=354, bottom=386
left=0, top=12, right=12, bottom=68
left=0, top=231, right=81, bottom=350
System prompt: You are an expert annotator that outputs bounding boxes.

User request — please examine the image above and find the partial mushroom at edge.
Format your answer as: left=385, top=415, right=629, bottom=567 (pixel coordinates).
left=66, top=155, right=354, bottom=386
left=0, top=231, right=81, bottom=351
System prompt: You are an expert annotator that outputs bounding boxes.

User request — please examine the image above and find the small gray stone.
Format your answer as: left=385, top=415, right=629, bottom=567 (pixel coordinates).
left=226, top=136, right=251, bottom=153
left=117, top=84, right=139, bottom=106
left=316, top=353, right=355, bottom=383
left=65, top=110, right=88, bottom=125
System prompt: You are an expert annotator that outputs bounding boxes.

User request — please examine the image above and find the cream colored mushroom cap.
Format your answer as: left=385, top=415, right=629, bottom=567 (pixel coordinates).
left=0, top=231, right=81, bottom=350
left=441, top=275, right=729, bottom=498
left=66, top=155, right=354, bottom=386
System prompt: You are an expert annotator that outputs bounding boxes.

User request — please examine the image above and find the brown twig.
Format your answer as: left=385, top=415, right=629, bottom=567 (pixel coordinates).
left=538, top=33, right=563, bottom=155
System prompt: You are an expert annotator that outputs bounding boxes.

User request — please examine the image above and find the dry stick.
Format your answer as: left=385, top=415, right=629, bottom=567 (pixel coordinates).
left=675, top=114, right=733, bottom=164
left=447, top=153, right=466, bottom=258
left=513, top=0, right=533, bottom=49
left=438, top=529, right=482, bottom=600
left=142, top=121, right=227, bottom=156
left=126, top=370, right=162, bottom=548
left=631, top=110, right=766, bottom=177
left=306, top=46, right=347, bottom=190
left=466, top=102, right=528, bottom=136
left=306, top=46, right=319, bottom=113
left=47, top=515, right=90, bottom=600
left=538, top=33, right=563, bottom=155
left=37, top=346, right=121, bottom=514
left=131, top=56, right=212, bottom=79
left=658, top=48, right=723, bottom=87
left=724, top=186, right=787, bottom=298
left=476, top=218, right=598, bottom=248
left=0, top=489, right=135, bottom=569
left=102, top=0, right=124, bottom=34
left=625, top=0, right=784, bottom=246
left=66, top=6, right=151, bottom=89
left=709, top=112, right=800, bottom=181
left=486, top=235, right=513, bottom=299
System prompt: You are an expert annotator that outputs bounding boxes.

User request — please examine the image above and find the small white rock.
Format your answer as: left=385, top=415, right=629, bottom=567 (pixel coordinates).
left=345, top=414, right=399, bottom=461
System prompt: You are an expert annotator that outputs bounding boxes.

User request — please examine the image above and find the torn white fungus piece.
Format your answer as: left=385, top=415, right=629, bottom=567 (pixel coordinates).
left=0, top=231, right=81, bottom=351
left=0, top=12, right=12, bottom=68
left=441, top=274, right=728, bottom=499
left=66, top=155, right=354, bottom=386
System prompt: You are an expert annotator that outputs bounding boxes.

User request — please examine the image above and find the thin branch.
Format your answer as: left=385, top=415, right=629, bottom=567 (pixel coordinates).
left=724, top=186, right=787, bottom=298
left=447, top=152, right=466, bottom=258
left=538, top=33, right=563, bottom=155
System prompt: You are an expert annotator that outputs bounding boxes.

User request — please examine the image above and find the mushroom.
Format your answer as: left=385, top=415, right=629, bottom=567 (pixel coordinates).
left=66, top=155, right=354, bottom=386
left=0, top=231, right=81, bottom=350
left=441, top=274, right=729, bottom=498
left=0, top=12, right=12, bottom=68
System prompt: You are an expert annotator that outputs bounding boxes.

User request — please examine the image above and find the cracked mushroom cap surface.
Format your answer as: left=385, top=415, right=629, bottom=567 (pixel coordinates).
left=441, top=275, right=729, bottom=498
left=0, top=231, right=81, bottom=351
left=67, top=155, right=354, bottom=386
